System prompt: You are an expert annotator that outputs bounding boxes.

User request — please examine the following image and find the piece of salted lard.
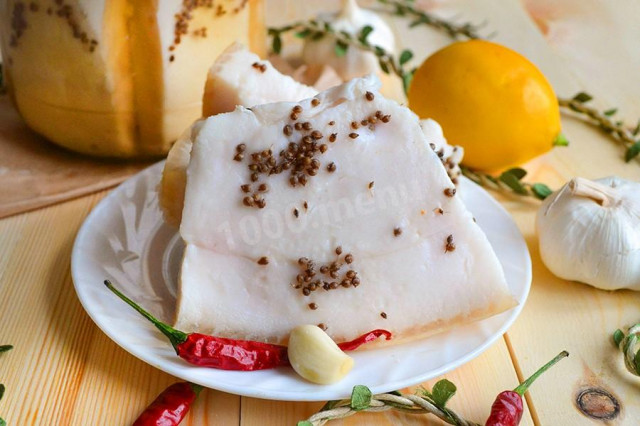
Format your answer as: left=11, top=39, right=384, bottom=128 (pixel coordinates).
left=161, top=45, right=463, bottom=227
left=420, top=119, right=464, bottom=184
left=175, top=76, right=514, bottom=344
left=202, top=43, right=318, bottom=117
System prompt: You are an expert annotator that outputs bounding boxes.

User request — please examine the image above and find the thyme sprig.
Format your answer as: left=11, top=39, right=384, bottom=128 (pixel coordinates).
left=298, top=381, right=480, bottom=426
left=267, top=20, right=553, bottom=200
left=376, top=0, right=483, bottom=40
left=559, top=93, right=640, bottom=162
left=613, top=324, right=640, bottom=377
left=268, top=20, right=415, bottom=93
left=461, top=166, right=552, bottom=200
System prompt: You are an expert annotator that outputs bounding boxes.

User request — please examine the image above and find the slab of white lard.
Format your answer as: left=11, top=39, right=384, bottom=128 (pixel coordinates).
left=175, top=75, right=514, bottom=344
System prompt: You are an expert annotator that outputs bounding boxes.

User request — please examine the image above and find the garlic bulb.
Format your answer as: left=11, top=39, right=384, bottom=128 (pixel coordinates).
left=301, top=0, right=395, bottom=82
left=536, top=177, right=640, bottom=291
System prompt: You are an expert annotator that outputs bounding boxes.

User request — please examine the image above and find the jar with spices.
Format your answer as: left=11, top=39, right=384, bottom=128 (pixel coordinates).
left=0, top=0, right=265, bottom=158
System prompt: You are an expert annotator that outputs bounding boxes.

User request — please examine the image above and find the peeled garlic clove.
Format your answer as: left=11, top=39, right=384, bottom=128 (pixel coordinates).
left=288, top=325, right=354, bottom=384
left=301, top=0, right=395, bottom=82
left=536, top=176, right=640, bottom=291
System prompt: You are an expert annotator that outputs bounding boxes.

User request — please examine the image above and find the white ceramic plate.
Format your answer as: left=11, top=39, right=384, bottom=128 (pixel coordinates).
left=71, top=161, right=530, bottom=401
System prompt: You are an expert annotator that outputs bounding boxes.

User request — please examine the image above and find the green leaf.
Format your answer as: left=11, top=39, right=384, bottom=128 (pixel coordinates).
left=378, top=59, right=390, bottom=74
left=399, top=49, right=414, bottom=66
left=402, top=71, right=414, bottom=95
left=499, top=171, right=528, bottom=195
left=604, top=108, right=618, bottom=116
left=431, top=379, right=457, bottom=408
left=504, top=167, right=528, bottom=180
left=633, top=119, right=640, bottom=136
left=350, top=385, right=372, bottom=411
left=319, top=400, right=339, bottom=411
left=272, top=34, right=282, bottom=54
left=0, top=416, right=6, bottom=426
left=613, top=329, right=625, bottom=347
left=635, top=350, right=640, bottom=376
left=340, top=30, right=352, bottom=40
left=625, top=141, right=640, bottom=162
left=295, top=29, right=312, bottom=39
left=531, top=183, right=553, bottom=200
left=0, top=384, right=4, bottom=402
left=374, top=46, right=386, bottom=57
left=297, top=422, right=313, bottom=426
left=572, top=92, right=593, bottom=103
left=552, top=133, right=570, bottom=147
left=0, top=345, right=12, bottom=354
left=358, top=25, right=374, bottom=43
left=334, top=41, right=349, bottom=57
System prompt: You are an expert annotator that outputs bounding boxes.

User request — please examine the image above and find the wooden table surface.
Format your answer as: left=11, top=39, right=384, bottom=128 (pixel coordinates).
left=1, top=1, right=640, bottom=425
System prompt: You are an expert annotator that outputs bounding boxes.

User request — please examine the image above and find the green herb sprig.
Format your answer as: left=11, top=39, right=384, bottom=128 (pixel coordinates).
left=298, top=381, right=480, bottom=426
left=267, top=20, right=555, bottom=200
left=613, top=324, right=640, bottom=377
left=269, top=20, right=416, bottom=93
left=376, top=0, right=484, bottom=40
left=461, top=166, right=553, bottom=200
left=559, top=93, right=640, bottom=163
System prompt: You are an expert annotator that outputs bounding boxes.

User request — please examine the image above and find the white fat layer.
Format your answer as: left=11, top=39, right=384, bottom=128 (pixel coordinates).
left=203, top=43, right=318, bottom=116
left=176, top=76, right=511, bottom=342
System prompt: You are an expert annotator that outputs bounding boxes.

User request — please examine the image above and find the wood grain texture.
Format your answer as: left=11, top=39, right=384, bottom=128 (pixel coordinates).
left=1, top=1, right=639, bottom=425
left=240, top=340, right=533, bottom=425
left=0, top=192, right=240, bottom=426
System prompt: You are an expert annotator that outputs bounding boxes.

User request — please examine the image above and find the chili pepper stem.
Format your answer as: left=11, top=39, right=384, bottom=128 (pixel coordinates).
left=513, top=351, right=569, bottom=396
left=190, top=383, right=204, bottom=396
left=104, top=280, right=187, bottom=351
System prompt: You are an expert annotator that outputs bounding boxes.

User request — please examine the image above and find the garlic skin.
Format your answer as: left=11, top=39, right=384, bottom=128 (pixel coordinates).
left=301, top=0, right=395, bottom=82
left=536, top=177, right=640, bottom=291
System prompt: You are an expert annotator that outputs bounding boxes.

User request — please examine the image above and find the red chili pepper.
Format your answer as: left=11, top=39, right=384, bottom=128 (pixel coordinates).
left=337, top=329, right=392, bottom=351
left=177, top=333, right=289, bottom=370
left=105, top=280, right=392, bottom=371
left=485, top=351, right=568, bottom=426
left=133, top=381, right=201, bottom=426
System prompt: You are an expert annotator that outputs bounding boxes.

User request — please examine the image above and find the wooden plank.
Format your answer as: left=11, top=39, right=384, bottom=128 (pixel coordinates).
left=0, top=192, right=241, bottom=425
left=240, top=340, right=533, bottom=426
left=0, top=96, right=152, bottom=219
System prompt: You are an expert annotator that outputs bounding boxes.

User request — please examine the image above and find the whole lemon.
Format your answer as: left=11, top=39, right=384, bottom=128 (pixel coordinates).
left=408, top=40, right=561, bottom=172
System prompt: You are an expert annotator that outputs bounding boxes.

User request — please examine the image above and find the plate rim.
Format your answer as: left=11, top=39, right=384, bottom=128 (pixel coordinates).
left=71, top=161, right=531, bottom=401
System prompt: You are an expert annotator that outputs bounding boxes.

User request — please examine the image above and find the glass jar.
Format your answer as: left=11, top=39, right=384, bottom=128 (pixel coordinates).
left=0, top=0, right=265, bottom=158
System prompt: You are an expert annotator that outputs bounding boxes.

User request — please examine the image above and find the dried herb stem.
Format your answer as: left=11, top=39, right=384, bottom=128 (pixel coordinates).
left=268, top=20, right=415, bottom=92
left=376, top=0, right=483, bottom=40
left=461, top=166, right=552, bottom=200
left=558, top=94, right=640, bottom=162
left=299, top=384, right=479, bottom=426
